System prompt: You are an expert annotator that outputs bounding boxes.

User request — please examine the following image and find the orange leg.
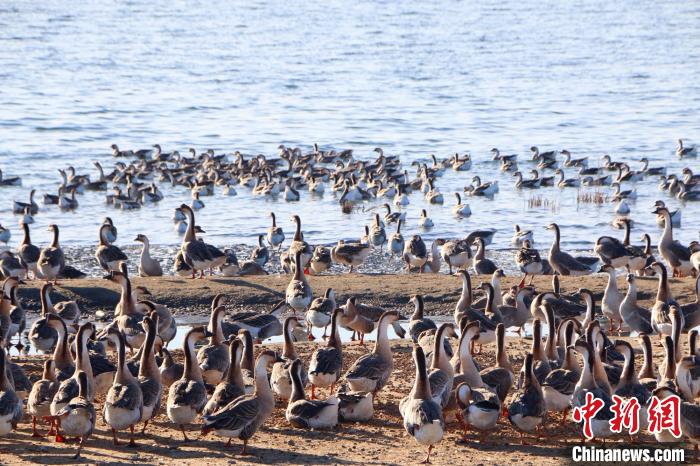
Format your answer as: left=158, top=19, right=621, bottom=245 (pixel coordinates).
left=128, top=425, right=137, bottom=447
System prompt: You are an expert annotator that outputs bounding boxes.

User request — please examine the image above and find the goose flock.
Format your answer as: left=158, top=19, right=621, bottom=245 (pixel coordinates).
left=1, top=140, right=700, bottom=462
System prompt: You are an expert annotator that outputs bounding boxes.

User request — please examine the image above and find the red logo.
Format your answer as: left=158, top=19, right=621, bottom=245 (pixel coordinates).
left=647, top=395, right=681, bottom=438
left=609, top=395, right=640, bottom=435
left=572, top=392, right=605, bottom=440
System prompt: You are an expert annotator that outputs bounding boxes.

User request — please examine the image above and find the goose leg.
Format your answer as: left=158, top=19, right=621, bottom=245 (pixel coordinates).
left=31, top=417, right=41, bottom=437
left=422, top=445, right=434, bottom=464
left=240, top=439, right=249, bottom=455
left=180, top=425, right=190, bottom=442
left=55, top=419, right=65, bottom=443
left=73, top=436, right=86, bottom=460
left=311, top=384, right=316, bottom=400
left=111, top=428, right=119, bottom=446
left=225, top=438, right=232, bottom=447
left=128, top=425, right=137, bottom=447
left=518, top=274, right=527, bottom=288
left=141, top=420, right=149, bottom=435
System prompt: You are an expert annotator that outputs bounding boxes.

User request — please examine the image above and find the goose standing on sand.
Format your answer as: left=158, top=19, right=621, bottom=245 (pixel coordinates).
left=167, top=326, right=211, bottom=441
left=345, top=311, right=401, bottom=394
left=507, top=353, right=546, bottom=444
left=306, top=288, right=335, bottom=339
left=408, top=295, right=437, bottom=343
left=599, top=264, right=624, bottom=334
left=28, top=360, right=58, bottom=437
left=198, top=305, right=230, bottom=385
left=286, top=358, right=339, bottom=429
left=266, top=212, right=285, bottom=250
left=427, top=323, right=457, bottom=408
left=653, top=206, right=692, bottom=277
left=134, top=234, right=162, bottom=276
left=201, top=350, right=281, bottom=453
left=515, top=239, right=542, bottom=287
left=202, top=337, right=246, bottom=416
left=331, top=239, right=371, bottom=273
left=440, top=238, right=472, bottom=274
left=571, top=340, right=614, bottom=441
left=179, top=204, right=213, bottom=278
left=104, top=266, right=146, bottom=350
left=613, top=340, right=651, bottom=430
left=271, top=317, right=308, bottom=401
left=400, top=346, right=444, bottom=464
left=96, top=224, right=128, bottom=272
left=309, top=309, right=343, bottom=399
left=0, top=348, right=23, bottom=437
left=52, top=371, right=95, bottom=459
left=102, top=327, right=143, bottom=447
left=403, top=235, right=428, bottom=273
left=541, top=321, right=579, bottom=420
left=309, top=245, right=332, bottom=274
left=618, top=274, right=654, bottom=335
left=546, top=223, right=592, bottom=275
left=251, top=235, right=270, bottom=266
left=286, top=250, right=313, bottom=315
left=648, top=262, right=682, bottom=337
left=137, top=313, right=163, bottom=434
left=18, top=222, right=40, bottom=279
left=288, top=214, right=313, bottom=269
left=38, top=224, right=65, bottom=283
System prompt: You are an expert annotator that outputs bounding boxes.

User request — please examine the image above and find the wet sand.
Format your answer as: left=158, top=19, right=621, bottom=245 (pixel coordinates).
left=3, top=274, right=698, bottom=465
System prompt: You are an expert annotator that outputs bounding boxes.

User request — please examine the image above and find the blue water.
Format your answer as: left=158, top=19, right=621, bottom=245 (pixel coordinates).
left=0, top=1, right=699, bottom=254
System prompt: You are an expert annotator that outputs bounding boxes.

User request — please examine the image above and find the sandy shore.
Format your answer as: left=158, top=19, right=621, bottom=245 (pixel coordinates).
left=3, top=274, right=698, bottom=465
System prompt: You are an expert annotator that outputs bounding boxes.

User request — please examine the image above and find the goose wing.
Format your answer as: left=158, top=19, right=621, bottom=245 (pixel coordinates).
left=204, top=395, right=259, bottom=435
left=345, top=353, right=389, bottom=382
left=542, top=368, right=578, bottom=395
left=287, top=399, right=335, bottom=427
left=106, top=380, right=142, bottom=410
left=552, top=250, right=591, bottom=274
left=309, top=347, right=342, bottom=376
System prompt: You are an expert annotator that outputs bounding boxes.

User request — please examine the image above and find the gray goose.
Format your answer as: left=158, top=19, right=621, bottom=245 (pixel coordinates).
left=285, top=250, right=313, bottom=315
left=201, top=350, right=281, bottom=453
left=399, top=346, right=445, bottom=464
left=167, top=326, right=211, bottom=441
left=472, top=237, right=497, bottom=275
left=95, top=223, right=128, bottom=272
left=653, top=206, right=692, bottom=277
left=541, top=320, right=579, bottom=419
left=27, top=359, right=58, bottom=437
left=515, top=239, right=542, bottom=286
left=52, top=371, right=95, bottom=459
left=266, top=212, right=285, bottom=250
left=408, top=295, right=437, bottom=343
left=440, top=237, right=472, bottom=274
left=305, top=288, right=335, bottom=339
left=271, top=316, right=308, bottom=401
left=286, top=359, right=339, bottom=429
left=613, top=340, right=651, bottom=430
left=308, top=308, right=343, bottom=399
left=38, top=224, right=65, bottom=283
left=570, top=339, right=614, bottom=441
left=403, top=235, right=428, bottom=273
left=137, top=313, right=163, bottom=435
left=427, top=323, right=457, bottom=408
left=197, top=305, right=230, bottom=385
left=288, top=214, right=313, bottom=268
left=103, top=327, right=143, bottom=446
left=103, top=265, right=146, bottom=350
left=18, top=222, right=40, bottom=279
left=619, top=274, right=654, bottom=335
left=546, top=223, right=592, bottom=275
left=134, top=234, right=162, bottom=277
left=202, top=337, right=246, bottom=416
left=507, top=352, right=546, bottom=444
left=0, top=348, right=23, bottom=437
left=331, top=240, right=371, bottom=273
left=179, top=204, right=213, bottom=278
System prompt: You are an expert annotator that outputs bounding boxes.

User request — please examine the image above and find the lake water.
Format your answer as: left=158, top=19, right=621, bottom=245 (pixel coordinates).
left=1, top=1, right=699, bottom=264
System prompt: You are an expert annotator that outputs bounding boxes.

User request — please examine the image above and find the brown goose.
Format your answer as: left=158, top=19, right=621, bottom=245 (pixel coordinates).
left=202, top=337, right=246, bottom=417
left=546, top=223, right=592, bottom=276
left=137, top=313, right=163, bottom=435
left=18, top=222, right=40, bottom=279
left=308, top=308, right=343, bottom=399
left=38, top=224, right=65, bottom=283
left=95, top=224, right=128, bottom=272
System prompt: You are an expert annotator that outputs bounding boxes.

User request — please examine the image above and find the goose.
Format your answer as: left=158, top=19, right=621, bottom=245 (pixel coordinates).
left=17, top=222, right=40, bottom=279
left=682, top=275, right=700, bottom=330
left=677, top=181, right=700, bottom=201
left=286, top=359, right=339, bottom=429
left=137, top=313, right=163, bottom=434
left=654, top=200, right=681, bottom=228
left=202, top=337, right=246, bottom=417
left=288, top=214, right=313, bottom=269
left=134, top=234, right=162, bottom=276
left=513, top=171, right=541, bottom=189
left=408, top=295, right=437, bottom=343
left=638, top=334, right=657, bottom=391
left=58, top=187, right=79, bottom=210
left=331, top=239, right=371, bottom=273
left=392, top=185, right=410, bottom=206
left=424, top=178, right=443, bottom=204
left=0, top=251, right=25, bottom=279
left=0, top=169, right=21, bottom=187
left=515, top=239, right=543, bottom=287
left=103, top=327, right=143, bottom=446
left=440, top=238, right=472, bottom=274
left=12, top=189, right=38, bottom=214
left=611, top=182, right=637, bottom=201
left=0, top=225, right=9, bottom=244
left=104, top=266, right=146, bottom=350
left=676, top=333, right=700, bottom=402
left=652, top=338, right=682, bottom=444
left=45, top=314, right=75, bottom=383
left=266, top=212, right=285, bottom=250
left=452, top=193, right=471, bottom=217
left=612, top=340, right=651, bottom=430
left=286, top=250, right=313, bottom=314
left=619, top=274, right=654, bottom=335
left=337, top=297, right=376, bottom=345
left=546, top=223, right=592, bottom=275
left=541, top=320, right=579, bottom=421
left=309, top=245, right=332, bottom=274
left=40, top=283, right=80, bottom=327
left=19, top=206, right=34, bottom=225
left=399, top=345, right=444, bottom=464
left=284, top=179, right=301, bottom=202
left=677, top=139, right=697, bottom=158
left=587, top=323, right=619, bottom=393
left=270, top=317, right=308, bottom=401
left=345, top=310, right=400, bottom=394
left=403, top=235, right=428, bottom=273
left=191, top=191, right=205, bottom=210
left=27, top=359, right=58, bottom=437
left=0, top=347, right=22, bottom=439
left=369, top=213, right=387, bottom=250
left=28, top=286, right=63, bottom=353
left=415, top=210, right=433, bottom=230
left=201, top=350, right=281, bottom=452
left=198, top=305, right=230, bottom=385
left=507, top=353, right=546, bottom=444
left=455, top=381, right=501, bottom=444
left=38, top=224, right=65, bottom=283
left=382, top=203, right=406, bottom=225
left=472, top=237, right=497, bottom=275
left=306, top=288, right=335, bottom=339
left=50, top=323, right=96, bottom=438
left=571, top=339, right=614, bottom=442
left=159, top=348, right=184, bottom=387
left=427, top=323, right=457, bottom=409
left=512, top=225, right=534, bottom=247
left=309, top=308, right=343, bottom=398
left=178, top=204, right=213, bottom=278
left=96, top=224, right=128, bottom=272
left=561, top=149, right=588, bottom=168
left=389, top=219, right=405, bottom=257
left=52, top=370, right=95, bottom=459
left=167, top=326, right=211, bottom=441
left=554, top=168, right=579, bottom=188
left=6, top=284, right=25, bottom=349
left=649, top=264, right=682, bottom=337
left=598, top=264, right=624, bottom=334
left=594, top=227, right=637, bottom=269
left=251, top=235, right=270, bottom=266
